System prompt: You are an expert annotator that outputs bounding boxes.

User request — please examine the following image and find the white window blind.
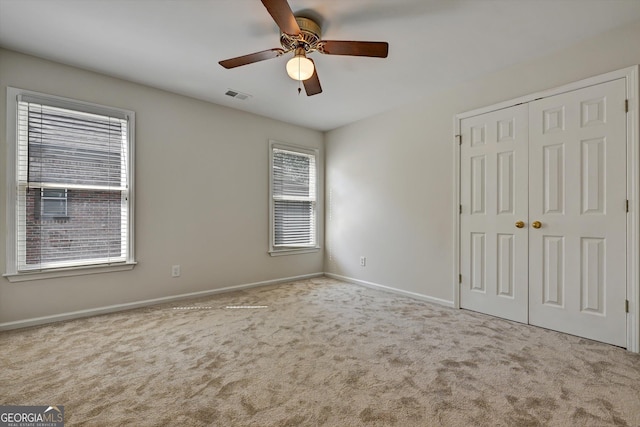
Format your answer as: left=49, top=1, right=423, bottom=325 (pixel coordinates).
left=271, top=145, right=317, bottom=249
left=15, top=97, right=130, bottom=271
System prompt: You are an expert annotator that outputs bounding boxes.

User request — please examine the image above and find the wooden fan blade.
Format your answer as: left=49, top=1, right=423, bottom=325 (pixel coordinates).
left=261, top=0, right=300, bottom=36
left=219, top=48, right=285, bottom=69
left=319, top=41, right=389, bottom=58
left=303, top=59, right=322, bottom=96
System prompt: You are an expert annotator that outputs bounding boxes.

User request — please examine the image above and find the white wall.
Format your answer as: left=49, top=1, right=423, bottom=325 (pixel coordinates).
left=4, top=17, right=640, bottom=326
left=0, top=49, right=324, bottom=325
left=325, top=18, right=640, bottom=303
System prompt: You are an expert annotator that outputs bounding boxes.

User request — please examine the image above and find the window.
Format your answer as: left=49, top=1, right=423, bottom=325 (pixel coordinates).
left=269, top=141, right=319, bottom=255
left=38, top=188, right=68, bottom=218
left=5, top=88, right=135, bottom=280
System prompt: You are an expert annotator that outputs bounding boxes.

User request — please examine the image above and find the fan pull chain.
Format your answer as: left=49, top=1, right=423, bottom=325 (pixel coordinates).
left=298, top=60, right=302, bottom=95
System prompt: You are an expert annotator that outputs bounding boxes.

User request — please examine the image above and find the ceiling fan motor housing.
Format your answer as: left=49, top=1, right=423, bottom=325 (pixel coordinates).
left=280, top=17, right=321, bottom=51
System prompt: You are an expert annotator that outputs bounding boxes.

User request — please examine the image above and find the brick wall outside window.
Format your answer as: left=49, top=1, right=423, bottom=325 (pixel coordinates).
left=25, top=189, right=122, bottom=265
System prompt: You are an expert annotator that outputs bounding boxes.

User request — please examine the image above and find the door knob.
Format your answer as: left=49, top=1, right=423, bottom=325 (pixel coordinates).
left=515, top=221, right=525, bottom=228
left=532, top=221, right=542, bottom=229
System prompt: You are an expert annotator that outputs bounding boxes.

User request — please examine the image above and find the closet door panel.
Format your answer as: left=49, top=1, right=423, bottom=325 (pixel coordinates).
left=528, top=78, right=627, bottom=347
left=460, top=104, right=529, bottom=323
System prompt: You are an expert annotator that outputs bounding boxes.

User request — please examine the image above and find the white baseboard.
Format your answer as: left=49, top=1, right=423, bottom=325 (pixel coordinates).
left=0, top=272, right=324, bottom=331
left=324, top=273, right=455, bottom=308
left=0, top=272, right=453, bottom=331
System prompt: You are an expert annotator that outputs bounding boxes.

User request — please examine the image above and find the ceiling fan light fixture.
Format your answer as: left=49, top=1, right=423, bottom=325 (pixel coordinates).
left=286, top=48, right=314, bottom=81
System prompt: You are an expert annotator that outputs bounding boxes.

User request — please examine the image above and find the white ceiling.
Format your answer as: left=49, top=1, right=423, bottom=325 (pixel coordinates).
left=1, top=0, right=640, bottom=131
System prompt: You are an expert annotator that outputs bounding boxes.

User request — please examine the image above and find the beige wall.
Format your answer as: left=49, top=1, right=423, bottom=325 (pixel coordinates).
left=325, top=18, right=640, bottom=303
left=0, top=49, right=324, bottom=325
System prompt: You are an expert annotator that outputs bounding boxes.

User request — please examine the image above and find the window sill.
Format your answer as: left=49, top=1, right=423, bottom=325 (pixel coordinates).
left=269, top=247, right=321, bottom=257
left=40, top=216, right=70, bottom=221
left=4, top=262, right=137, bottom=283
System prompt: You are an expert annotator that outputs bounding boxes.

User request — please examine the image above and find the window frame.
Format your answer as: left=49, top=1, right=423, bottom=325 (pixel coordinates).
left=4, top=87, right=136, bottom=282
left=268, top=140, right=320, bottom=256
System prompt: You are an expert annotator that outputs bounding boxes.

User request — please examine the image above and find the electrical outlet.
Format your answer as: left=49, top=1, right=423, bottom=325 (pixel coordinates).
left=360, top=256, right=366, bottom=267
left=171, top=265, right=181, bottom=277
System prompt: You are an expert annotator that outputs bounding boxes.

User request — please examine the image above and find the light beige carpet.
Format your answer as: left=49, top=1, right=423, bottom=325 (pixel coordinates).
left=1, top=277, right=639, bottom=426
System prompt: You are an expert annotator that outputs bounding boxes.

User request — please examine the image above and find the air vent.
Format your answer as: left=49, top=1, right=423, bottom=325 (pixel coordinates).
left=225, top=89, right=251, bottom=101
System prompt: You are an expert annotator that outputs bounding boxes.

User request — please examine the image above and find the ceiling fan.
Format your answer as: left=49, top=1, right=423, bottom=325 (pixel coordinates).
left=219, top=0, right=389, bottom=96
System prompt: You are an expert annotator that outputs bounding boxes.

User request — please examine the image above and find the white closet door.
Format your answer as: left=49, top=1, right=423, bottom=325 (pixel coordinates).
left=460, top=104, right=529, bottom=323
left=528, top=79, right=627, bottom=347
